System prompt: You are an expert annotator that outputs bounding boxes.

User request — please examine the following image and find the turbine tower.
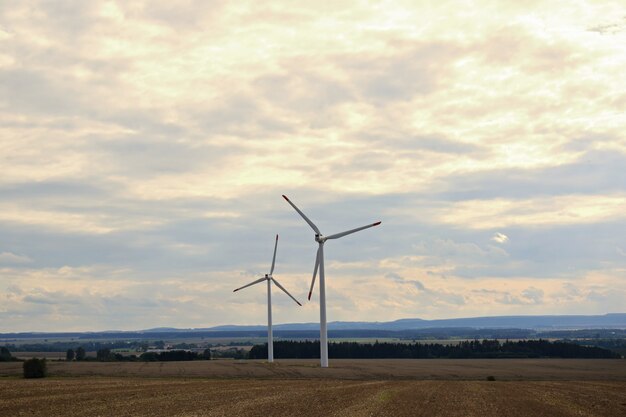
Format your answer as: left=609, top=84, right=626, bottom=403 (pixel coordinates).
left=282, top=195, right=381, bottom=368
left=233, top=234, right=301, bottom=362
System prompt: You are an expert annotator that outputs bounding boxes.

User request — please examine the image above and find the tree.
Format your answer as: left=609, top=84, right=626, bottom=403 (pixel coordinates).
left=97, top=348, right=112, bottom=361
left=202, top=348, right=212, bottom=360
left=66, top=349, right=75, bottom=361
left=0, top=346, right=13, bottom=362
left=23, top=358, right=47, bottom=378
left=75, top=346, right=86, bottom=361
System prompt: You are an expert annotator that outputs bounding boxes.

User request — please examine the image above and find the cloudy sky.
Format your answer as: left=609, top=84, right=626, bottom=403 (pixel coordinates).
left=1, top=1, right=625, bottom=332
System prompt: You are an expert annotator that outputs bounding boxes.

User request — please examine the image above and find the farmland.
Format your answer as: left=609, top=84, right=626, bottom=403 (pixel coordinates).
left=1, top=359, right=625, bottom=416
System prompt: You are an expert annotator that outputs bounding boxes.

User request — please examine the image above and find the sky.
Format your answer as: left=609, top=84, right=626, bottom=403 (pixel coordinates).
left=1, top=1, right=625, bottom=332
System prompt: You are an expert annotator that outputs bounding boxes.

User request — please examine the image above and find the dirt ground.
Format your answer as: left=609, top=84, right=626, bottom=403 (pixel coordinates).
left=1, top=360, right=625, bottom=416
left=1, top=378, right=624, bottom=417
left=1, top=358, right=625, bottom=380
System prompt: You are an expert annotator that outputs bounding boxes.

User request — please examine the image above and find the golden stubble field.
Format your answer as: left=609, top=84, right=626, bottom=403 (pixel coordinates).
left=1, top=359, right=625, bottom=417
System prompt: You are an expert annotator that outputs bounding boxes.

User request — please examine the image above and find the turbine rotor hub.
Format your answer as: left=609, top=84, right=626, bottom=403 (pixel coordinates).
left=315, top=233, right=326, bottom=243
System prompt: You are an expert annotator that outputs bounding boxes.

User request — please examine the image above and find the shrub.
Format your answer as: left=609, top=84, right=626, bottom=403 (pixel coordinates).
left=23, top=358, right=47, bottom=379
left=0, top=346, right=14, bottom=362
left=486, top=375, right=496, bottom=381
left=96, top=348, right=112, bottom=361
left=75, top=347, right=86, bottom=361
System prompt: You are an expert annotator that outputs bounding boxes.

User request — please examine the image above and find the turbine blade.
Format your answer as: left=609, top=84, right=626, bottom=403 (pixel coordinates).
left=325, top=221, right=381, bottom=240
left=308, top=246, right=321, bottom=300
left=282, top=195, right=320, bottom=234
left=271, top=277, right=302, bottom=306
left=269, top=234, right=278, bottom=275
left=233, top=277, right=266, bottom=292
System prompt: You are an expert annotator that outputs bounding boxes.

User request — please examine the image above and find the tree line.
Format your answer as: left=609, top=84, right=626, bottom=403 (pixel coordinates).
left=249, top=339, right=621, bottom=359
left=63, top=347, right=212, bottom=361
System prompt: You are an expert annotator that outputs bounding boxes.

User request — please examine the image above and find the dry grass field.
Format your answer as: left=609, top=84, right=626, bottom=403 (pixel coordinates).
left=2, top=358, right=625, bottom=380
left=1, top=360, right=625, bottom=416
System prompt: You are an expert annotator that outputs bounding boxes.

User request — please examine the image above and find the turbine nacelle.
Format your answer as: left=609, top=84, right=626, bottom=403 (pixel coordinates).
left=315, top=233, right=326, bottom=243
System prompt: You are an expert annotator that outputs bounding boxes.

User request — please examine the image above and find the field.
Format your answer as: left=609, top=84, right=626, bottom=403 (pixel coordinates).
left=1, top=359, right=625, bottom=416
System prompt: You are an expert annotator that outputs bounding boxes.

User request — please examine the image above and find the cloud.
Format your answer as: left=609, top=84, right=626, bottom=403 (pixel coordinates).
left=383, top=272, right=465, bottom=306
left=0, top=0, right=624, bottom=330
left=0, top=252, right=32, bottom=264
left=492, top=233, right=509, bottom=244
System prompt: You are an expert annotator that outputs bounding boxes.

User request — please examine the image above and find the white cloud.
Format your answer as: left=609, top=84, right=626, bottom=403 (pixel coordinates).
left=492, top=232, right=509, bottom=244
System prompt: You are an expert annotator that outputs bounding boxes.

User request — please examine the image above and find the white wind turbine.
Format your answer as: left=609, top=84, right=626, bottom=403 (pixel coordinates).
left=282, top=195, right=381, bottom=368
left=233, top=234, right=301, bottom=363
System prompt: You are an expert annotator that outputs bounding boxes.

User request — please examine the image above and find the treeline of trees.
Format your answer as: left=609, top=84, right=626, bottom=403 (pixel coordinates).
left=63, top=347, right=213, bottom=362
left=4, top=340, right=223, bottom=353
left=6, top=340, right=142, bottom=353
left=249, top=339, right=621, bottom=359
left=571, top=339, right=626, bottom=357
left=211, top=348, right=247, bottom=359
left=540, top=329, right=626, bottom=339
left=139, top=349, right=211, bottom=361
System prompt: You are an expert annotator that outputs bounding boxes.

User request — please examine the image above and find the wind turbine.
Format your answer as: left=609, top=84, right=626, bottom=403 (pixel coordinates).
left=282, top=195, right=381, bottom=368
left=233, top=234, right=301, bottom=363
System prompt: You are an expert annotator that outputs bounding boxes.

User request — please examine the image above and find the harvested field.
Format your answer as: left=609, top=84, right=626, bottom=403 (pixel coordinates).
left=11, top=351, right=70, bottom=360
left=1, top=358, right=625, bottom=380
left=2, top=360, right=625, bottom=416
left=1, top=378, right=625, bottom=417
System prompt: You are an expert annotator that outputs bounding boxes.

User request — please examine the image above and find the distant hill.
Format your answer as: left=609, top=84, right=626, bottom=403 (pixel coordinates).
left=2, top=314, right=624, bottom=340
left=206, top=313, right=626, bottom=332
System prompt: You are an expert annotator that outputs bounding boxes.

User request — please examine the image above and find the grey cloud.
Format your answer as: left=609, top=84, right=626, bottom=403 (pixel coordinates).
left=0, top=181, right=106, bottom=200
left=437, top=148, right=626, bottom=201
left=86, top=135, right=240, bottom=177
left=0, top=69, right=82, bottom=115
left=98, top=112, right=185, bottom=137
left=413, top=238, right=509, bottom=271
left=337, top=150, right=395, bottom=172
left=477, top=24, right=587, bottom=74
left=23, top=289, right=82, bottom=305
left=411, top=280, right=426, bottom=291
left=521, top=287, right=544, bottom=304
left=385, top=272, right=425, bottom=290
left=23, top=295, right=59, bottom=305
left=585, top=288, right=626, bottom=306
left=562, top=283, right=580, bottom=296
left=384, top=272, right=464, bottom=305
left=402, top=136, right=483, bottom=155
left=24, top=1, right=100, bottom=40
left=340, top=42, right=463, bottom=102
left=140, top=0, right=226, bottom=30
left=588, top=17, right=626, bottom=35
left=352, top=131, right=488, bottom=157
left=190, top=94, right=295, bottom=137
left=254, top=71, right=353, bottom=114
left=0, top=251, right=33, bottom=264
left=102, top=295, right=175, bottom=309
left=553, top=282, right=582, bottom=302
left=497, top=288, right=544, bottom=305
